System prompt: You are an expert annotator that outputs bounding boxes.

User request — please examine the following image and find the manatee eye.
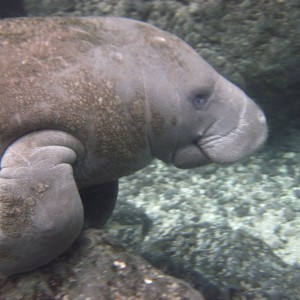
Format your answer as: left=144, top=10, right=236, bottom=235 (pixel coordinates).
left=190, top=95, right=207, bottom=110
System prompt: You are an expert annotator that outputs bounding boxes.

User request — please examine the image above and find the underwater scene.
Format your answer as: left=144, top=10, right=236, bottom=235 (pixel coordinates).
left=0, top=0, right=299, bottom=299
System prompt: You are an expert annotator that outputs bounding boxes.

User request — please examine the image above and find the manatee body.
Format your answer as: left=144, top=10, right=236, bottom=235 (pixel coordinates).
left=0, top=17, right=267, bottom=276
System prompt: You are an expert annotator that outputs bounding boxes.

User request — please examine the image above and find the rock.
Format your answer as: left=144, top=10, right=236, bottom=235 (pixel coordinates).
left=0, top=229, right=204, bottom=300
left=104, top=204, right=300, bottom=300
left=138, top=223, right=300, bottom=300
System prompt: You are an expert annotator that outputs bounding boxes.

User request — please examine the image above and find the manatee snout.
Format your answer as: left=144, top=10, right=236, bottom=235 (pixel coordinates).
left=200, top=96, right=267, bottom=164
left=195, top=74, right=268, bottom=165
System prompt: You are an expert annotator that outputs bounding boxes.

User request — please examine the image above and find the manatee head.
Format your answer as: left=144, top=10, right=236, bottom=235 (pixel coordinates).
left=141, top=29, right=267, bottom=168
left=171, top=75, right=267, bottom=168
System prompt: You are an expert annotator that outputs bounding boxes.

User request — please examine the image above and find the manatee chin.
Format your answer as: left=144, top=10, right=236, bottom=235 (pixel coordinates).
left=172, top=144, right=211, bottom=169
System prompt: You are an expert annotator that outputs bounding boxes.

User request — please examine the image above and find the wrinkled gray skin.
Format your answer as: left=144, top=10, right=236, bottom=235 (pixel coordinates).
left=0, top=17, right=267, bottom=276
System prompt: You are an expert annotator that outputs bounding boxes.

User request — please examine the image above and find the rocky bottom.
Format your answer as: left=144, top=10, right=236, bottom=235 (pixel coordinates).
left=107, top=126, right=300, bottom=299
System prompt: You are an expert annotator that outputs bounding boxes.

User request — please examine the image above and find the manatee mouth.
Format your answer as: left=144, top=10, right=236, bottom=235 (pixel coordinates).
left=197, top=116, right=267, bottom=165
left=172, top=141, right=211, bottom=169
left=199, top=136, right=262, bottom=165
left=197, top=136, right=230, bottom=164
left=173, top=122, right=266, bottom=169
left=196, top=97, right=268, bottom=164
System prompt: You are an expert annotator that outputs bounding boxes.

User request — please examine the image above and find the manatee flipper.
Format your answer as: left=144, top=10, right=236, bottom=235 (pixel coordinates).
left=0, top=130, right=85, bottom=276
left=80, top=180, right=118, bottom=229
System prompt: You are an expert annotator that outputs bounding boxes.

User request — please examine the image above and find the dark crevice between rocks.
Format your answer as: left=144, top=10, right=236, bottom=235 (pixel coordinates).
left=0, top=0, right=27, bottom=18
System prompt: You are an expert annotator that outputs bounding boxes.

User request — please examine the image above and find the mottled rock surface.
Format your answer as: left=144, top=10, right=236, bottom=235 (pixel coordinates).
left=0, top=229, right=204, bottom=300
left=107, top=201, right=300, bottom=300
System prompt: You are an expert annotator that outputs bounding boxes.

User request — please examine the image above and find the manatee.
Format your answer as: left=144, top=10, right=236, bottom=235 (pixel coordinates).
left=0, top=17, right=267, bottom=276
